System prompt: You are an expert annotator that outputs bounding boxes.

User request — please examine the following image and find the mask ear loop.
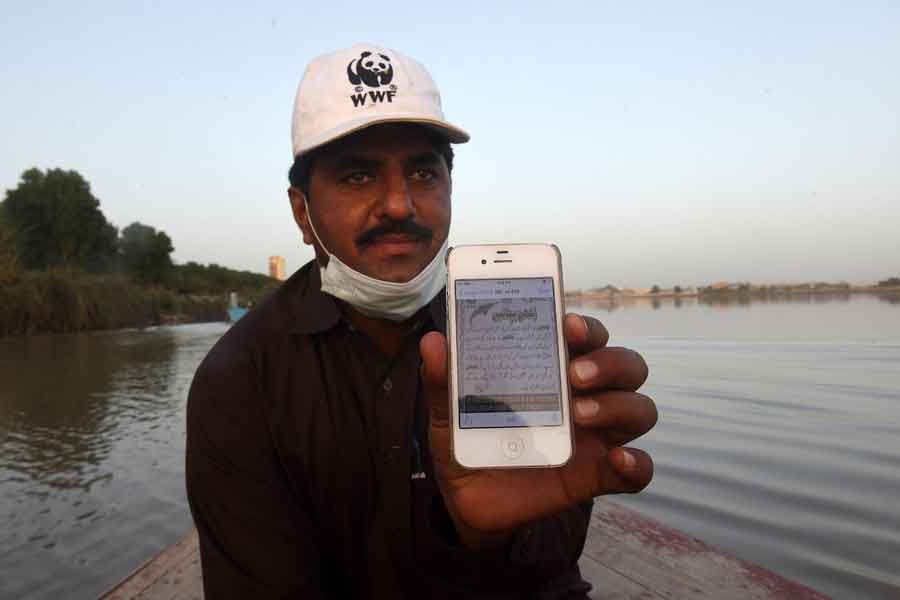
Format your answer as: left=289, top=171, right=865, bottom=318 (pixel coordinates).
left=304, top=198, right=334, bottom=258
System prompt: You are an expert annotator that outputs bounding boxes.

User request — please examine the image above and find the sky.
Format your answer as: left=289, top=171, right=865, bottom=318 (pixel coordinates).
left=2, top=1, right=898, bottom=290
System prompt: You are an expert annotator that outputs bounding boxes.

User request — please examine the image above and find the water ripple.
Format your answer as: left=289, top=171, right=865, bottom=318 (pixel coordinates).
left=3, top=308, right=900, bottom=600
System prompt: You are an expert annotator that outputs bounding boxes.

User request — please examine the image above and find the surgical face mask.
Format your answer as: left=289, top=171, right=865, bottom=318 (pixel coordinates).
left=304, top=201, right=448, bottom=321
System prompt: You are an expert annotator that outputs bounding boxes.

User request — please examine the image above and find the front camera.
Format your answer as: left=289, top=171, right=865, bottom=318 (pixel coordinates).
left=481, top=259, right=487, bottom=265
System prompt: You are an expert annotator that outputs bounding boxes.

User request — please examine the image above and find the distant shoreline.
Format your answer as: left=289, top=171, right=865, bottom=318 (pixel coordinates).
left=566, top=285, right=900, bottom=301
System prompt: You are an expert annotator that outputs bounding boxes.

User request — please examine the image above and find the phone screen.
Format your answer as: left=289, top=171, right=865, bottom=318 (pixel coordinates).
left=454, top=277, right=563, bottom=429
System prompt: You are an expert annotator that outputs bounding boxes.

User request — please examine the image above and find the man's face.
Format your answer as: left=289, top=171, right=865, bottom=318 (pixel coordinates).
left=289, top=123, right=451, bottom=283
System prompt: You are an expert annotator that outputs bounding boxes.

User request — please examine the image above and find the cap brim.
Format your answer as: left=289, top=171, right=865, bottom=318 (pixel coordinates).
left=294, top=113, right=469, bottom=158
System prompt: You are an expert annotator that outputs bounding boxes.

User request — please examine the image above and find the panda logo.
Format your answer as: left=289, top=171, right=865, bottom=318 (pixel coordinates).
left=347, top=51, right=394, bottom=88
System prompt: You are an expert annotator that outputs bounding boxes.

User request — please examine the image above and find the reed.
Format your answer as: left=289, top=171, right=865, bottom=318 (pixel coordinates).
left=0, top=270, right=226, bottom=336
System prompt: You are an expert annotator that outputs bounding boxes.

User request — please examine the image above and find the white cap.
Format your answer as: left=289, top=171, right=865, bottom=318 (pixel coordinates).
left=291, top=43, right=470, bottom=158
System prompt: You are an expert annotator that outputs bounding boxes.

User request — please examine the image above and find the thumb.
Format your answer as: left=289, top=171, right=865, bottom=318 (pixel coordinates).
left=420, top=331, right=449, bottom=427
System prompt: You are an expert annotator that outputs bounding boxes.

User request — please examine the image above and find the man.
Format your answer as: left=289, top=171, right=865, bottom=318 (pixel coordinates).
left=186, top=44, right=656, bottom=599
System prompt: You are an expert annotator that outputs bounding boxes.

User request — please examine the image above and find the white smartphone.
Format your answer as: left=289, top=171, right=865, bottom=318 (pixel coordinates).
left=446, top=243, right=574, bottom=469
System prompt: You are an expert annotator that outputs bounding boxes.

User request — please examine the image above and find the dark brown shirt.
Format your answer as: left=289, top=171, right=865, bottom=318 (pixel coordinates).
left=186, top=261, right=592, bottom=599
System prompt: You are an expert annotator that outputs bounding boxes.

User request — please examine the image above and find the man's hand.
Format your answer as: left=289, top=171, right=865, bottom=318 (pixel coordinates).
left=421, top=313, right=657, bottom=541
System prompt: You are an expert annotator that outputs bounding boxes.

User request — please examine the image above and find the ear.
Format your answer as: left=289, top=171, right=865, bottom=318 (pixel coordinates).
left=360, top=51, right=371, bottom=58
left=287, top=187, right=315, bottom=246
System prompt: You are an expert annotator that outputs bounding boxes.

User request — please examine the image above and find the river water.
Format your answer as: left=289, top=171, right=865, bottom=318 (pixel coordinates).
left=1, top=293, right=899, bottom=599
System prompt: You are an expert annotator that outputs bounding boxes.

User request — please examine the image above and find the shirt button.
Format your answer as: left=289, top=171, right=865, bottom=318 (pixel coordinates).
left=382, top=378, right=393, bottom=392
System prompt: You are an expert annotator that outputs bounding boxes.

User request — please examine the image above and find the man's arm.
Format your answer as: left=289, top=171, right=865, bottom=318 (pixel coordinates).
left=421, top=492, right=593, bottom=597
left=185, top=343, right=323, bottom=599
left=506, top=500, right=594, bottom=590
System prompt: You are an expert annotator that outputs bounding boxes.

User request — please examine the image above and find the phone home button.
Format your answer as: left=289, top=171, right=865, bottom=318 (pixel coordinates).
left=501, top=437, right=525, bottom=459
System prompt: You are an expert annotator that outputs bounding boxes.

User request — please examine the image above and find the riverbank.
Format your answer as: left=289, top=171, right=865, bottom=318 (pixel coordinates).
left=0, top=270, right=226, bottom=336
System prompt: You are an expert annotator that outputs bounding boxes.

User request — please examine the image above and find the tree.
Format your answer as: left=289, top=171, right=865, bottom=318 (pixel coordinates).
left=3, top=168, right=118, bottom=271
left=673, top=285, right=682, bottom=294
left=164, top=261, right=276, bottom=294
left=119, top=222, right=174, bottom=284
left=650, top=285, right=660, bottom=294
left=0, top=202, right=20, bottom=282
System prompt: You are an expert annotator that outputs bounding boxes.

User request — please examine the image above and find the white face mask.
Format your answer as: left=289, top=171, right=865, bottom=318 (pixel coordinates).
left=304, top=201, right=448, bottom=321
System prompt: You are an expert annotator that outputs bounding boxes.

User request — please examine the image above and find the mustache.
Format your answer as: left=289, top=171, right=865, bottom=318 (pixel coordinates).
left=356, top=220, right=434, bottom=247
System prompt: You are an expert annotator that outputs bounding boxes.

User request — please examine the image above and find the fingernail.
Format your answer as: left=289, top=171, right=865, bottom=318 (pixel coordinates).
left=573, top=360, right=598, bottom=383
left=621, top=450, right=637, bottom=470
left=575, top=399, right=599, bottom=418
left=579, top=315, right=589, bottom=337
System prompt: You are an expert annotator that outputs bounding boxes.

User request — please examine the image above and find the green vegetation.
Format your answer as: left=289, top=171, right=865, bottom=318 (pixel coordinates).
left=0, top=203, right=19, bottom=284
left=878, top=277, right=900, bottom=288
left=163, top=262, right=277, bottom=305
left=1, top=168, right=279, bottom=336
left=120, top=222, right=174, bottom=284
left=0, top=270, right=226, bottom=336
left=4, top=168, right=118, bottom=272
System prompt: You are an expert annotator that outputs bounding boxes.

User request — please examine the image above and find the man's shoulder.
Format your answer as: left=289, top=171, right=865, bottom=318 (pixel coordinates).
left=195, top=261, right=321, bottom=377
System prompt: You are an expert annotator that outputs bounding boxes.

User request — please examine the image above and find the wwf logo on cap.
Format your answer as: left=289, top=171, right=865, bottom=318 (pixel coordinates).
left=347, top=51, right=394, bottom=87
left=347, top=51, right=398, bottom=107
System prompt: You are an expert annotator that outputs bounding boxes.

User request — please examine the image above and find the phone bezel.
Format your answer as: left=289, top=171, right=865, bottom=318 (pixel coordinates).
left=446, top=243, right=573, bottom=469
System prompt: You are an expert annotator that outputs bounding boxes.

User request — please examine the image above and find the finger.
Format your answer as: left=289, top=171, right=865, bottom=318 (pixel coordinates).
left=572, top=391, right=658, bottom=445
left=564, top=313, right=609, bottom=356
left=605, top=447, right=654, bottom=494
left=420, top=331, right=449, bottom=426
left=569, top=347, right=649, bottom=391
left=558, top=435, right=654, bottom=503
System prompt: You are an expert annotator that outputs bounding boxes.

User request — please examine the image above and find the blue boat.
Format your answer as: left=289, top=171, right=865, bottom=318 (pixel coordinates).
left=227, top=307, right=248, bottom=322
left=227, top=292, right=249, bottom=322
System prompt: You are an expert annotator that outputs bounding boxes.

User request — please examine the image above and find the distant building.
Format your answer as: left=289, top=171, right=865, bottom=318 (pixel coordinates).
left=705, top=281, right=748, bottom=292
left=268, top=256, right=286, bottom=280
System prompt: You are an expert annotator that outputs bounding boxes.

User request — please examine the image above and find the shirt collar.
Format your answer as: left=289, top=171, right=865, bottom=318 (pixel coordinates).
left=288, top=259, right=448, bottom=335
left=288, top=261, right=341, bottom=335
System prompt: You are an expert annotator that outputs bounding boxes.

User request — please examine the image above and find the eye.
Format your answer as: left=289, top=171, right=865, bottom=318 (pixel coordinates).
left=378, top=63, right=385, bottom=69
left=341, top=171, right=373, bottom=185
left=365, top=61, right=373, bottom=67
left=410, top=168, right=437, bottom=182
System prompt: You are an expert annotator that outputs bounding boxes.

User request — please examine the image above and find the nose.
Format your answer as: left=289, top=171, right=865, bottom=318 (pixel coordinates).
left=377, top=172, right=415, bottom=221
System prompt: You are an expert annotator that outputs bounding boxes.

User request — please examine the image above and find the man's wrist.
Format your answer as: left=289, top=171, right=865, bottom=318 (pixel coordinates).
left=450, top=513, right=513, bottom=551
left=436, top=492, right=513, bottom=552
